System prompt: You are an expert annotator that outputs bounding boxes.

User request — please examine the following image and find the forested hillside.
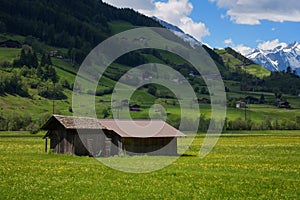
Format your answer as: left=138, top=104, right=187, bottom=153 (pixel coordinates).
left=0, top=0, right=299, bottom=96
left=0, top=0, right=160, bottom=63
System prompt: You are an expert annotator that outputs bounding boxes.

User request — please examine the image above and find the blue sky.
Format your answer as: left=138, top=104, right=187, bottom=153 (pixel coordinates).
left=103, top=0, right=300, bottom=54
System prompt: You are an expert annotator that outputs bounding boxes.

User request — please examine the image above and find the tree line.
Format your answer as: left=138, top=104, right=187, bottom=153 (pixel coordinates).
left=167, top=115, right=300, bottom=132
left=0, top=0, right=161, bottom=64
left=0, top=112, right=50, bottom=133
left=0, top=45, right=69, bottom=100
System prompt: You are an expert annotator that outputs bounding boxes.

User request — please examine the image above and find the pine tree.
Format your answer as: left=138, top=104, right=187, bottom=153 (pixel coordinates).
left=19, top=46, right=38, bottom=68
left=47, top=66, right=58, bottom=83
left=46, top=54, right=52, bottom=66
left=259, top=94, right=265, bottom=104
left=41, top=54, right=47, bottom=67
left=37, top=65, right=44, bottom=78
left=20, top=48, right=27, bottom=67
left=32, top=52, right=38, bottom=68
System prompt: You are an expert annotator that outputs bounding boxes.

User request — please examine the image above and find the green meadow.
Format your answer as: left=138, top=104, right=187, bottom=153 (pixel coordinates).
left=0, top=131, right=299, bottom=199
left=0, top=48, right=21, bottom=63
left=215, top=48, right=271, bottom=78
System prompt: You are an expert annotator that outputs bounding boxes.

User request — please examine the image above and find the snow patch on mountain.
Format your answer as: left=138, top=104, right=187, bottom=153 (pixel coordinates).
left=152, top=16, right=202, bottom=47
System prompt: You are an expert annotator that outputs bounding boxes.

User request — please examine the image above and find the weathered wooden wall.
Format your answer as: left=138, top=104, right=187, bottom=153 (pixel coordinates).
left=48, top=130, right=178, bottom=157
left=49, top=129, right=74, bottom=154
left=122, top=137, right=177, bottom=156
left=74, top=130, right=107, bottom=156
left=48, top=129, right=106, bottom=156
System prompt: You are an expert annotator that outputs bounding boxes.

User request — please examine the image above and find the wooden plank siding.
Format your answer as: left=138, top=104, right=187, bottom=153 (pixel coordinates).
left=47, top=130, right=177, bottom=156
left=122, top=137, right=177, bottom=156
left=48, top=129, right=115, bottom=157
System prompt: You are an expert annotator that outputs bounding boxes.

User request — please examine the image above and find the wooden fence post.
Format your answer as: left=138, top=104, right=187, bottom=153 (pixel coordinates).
left=45, top=138, right=48, bottom=153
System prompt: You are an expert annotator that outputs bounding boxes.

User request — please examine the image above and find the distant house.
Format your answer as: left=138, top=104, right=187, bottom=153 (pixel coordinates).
left=202, top=73, right=220, bottom=81
left=121, top=99, right=129, bottom=106
left=236, top=101, right=247, bottom=108
left=42, top=115, right=185, bottom=157
left=189, top=71, right=195, bottom=77
left=141, top=72, right=152, bottom=81
left=50, top=50, right=58, bottom=57
left=277, top=101, right=291, bottom=109
left=245, top=96, right=259, bottom=104
left=196, top=98, right=211, bottom=104
left=0, top=39, right=21, bottom=48
left=171, top=78, right=180, bottom=83
left=50, top=50, right=63, bottom=59
left=129, top=104, right=141, bottom=112
left=235, top=63, right=244, bottom=67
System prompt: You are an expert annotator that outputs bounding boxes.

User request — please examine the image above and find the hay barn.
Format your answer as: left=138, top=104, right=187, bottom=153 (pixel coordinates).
left=42, top=115, right=185, bottom=157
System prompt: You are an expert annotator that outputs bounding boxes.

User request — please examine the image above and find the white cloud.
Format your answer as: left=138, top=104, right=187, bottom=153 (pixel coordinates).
left=233, top=44, right=253, bottom=55
left=257, top=39, right=287, bottom=50
left=224, top=38, right=233, bottom=45
left=233, top=39, right=290, bottom=56
left=222, top=38, right=253, bottom=55
left=103, top=0, right=210, bottom=41
left=209, top=0, right=236, bottom=8
left=220, top=38, right=253, bottom=55
left=210, top=0, right=300, bottom=25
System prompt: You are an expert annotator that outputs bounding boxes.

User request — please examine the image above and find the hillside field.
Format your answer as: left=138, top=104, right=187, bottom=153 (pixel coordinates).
left=1, top=45, right=300, bottom=126
left=0, top=131, right=299, bottom=199
left=0, top=35, right=300, bottom=131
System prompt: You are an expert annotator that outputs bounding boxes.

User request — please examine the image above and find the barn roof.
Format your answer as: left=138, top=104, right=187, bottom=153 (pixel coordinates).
left=42, top=115, right=186, bottom=138
left=42, top=115, right=106, bottom=130
left=99, top=119, right=186, bottom=138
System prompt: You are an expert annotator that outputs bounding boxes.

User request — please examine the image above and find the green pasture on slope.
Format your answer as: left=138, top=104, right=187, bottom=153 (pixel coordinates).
left=0, top=47, right=21, bottom=63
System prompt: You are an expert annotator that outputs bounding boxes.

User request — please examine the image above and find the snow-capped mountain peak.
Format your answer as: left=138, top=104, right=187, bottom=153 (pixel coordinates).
left=273, top=44, right=287, bottom=52
left=246, top=41, right=300, bottom=74
left=286, top=41, right=299, bottom=49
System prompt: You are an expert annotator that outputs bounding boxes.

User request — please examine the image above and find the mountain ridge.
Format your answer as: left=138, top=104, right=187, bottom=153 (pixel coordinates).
left=246, top=41, right=300, bottom=74
left=152, top=16, right=202, bottom=47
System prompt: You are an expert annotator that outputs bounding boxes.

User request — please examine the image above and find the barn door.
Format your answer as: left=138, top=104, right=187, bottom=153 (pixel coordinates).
left=104, top=138, right=111, bottom=157
left=86, top=138, right=95, bottom=156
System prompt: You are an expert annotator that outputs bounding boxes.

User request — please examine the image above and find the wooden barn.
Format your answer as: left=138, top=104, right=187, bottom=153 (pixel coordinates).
left=42, top=115, right=185, bottom=157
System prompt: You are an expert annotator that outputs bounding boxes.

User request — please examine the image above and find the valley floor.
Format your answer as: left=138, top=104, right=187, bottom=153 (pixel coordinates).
left=0, top=131, right=299, bottom=199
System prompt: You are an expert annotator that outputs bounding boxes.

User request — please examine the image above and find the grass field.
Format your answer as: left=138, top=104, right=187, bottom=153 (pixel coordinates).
left=215, top=49, right=271, bottom=78
left=0, top=48, right=21, bottom=63
left=243, top=64, right=271, bottom=78
left=0, top=131, right=299, bottom=199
